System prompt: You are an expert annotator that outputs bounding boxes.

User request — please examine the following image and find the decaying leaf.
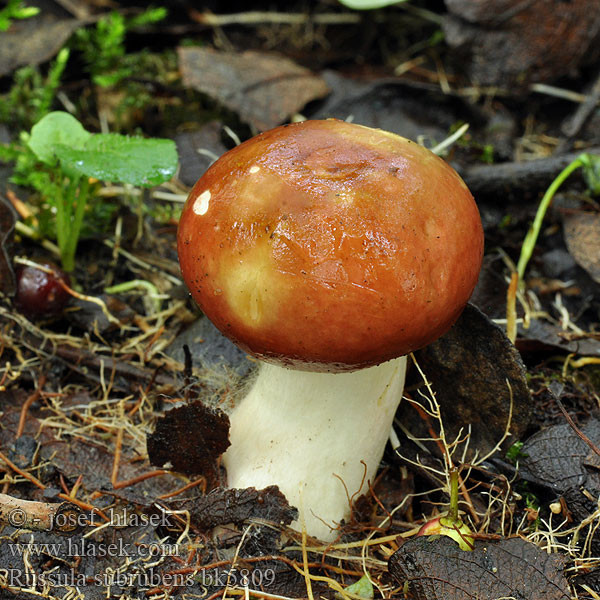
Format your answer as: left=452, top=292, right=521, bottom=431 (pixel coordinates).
left=147, top=400, right=230, bottom=485
left=0, top=195, right=16, bottom=297
left=0, top=389, right=186, bottom=505
left=471, top=254, right=600, bottom=356
left=175, top=121, right=228, bottom=187
left=443, top=0, right=600, bottom=88
left=404, top=303, right=531, bottom=459
left=0, top=14, right=81, bottom=77
left=520, top=416, right=600, bottom=553
left=178, top=47, right=329, bottom=130
left=563, top=211, right=600, bottom=284
left=166, top=315, right=254, bottom=380
left=313, top=70, right=463, bottom=144
left=389, top=536, right=570, bottom=600
left=516, top=318, right=600, bottom=357
left=42, top=429, right=183, bottom=505
left=183, top=485, right=297, bottom=531
left=0, top=509, right=189, bottom=600
left=520, top=418, right=600, bottom=493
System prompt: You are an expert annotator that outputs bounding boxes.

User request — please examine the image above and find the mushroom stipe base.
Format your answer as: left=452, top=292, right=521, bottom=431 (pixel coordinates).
left=223, top=356, right=407, bottom=541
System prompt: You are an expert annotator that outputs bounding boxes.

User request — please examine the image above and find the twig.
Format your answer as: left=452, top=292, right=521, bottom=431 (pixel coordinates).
left=0, top=492, right=82, bottom=533
left=506, top=272, right=519, bottom=343
left=554, top=396, right=600, bottom=461
left=158, top=477, right=206, bottom=500
left=0, top=449, right=108, bottom=522
left=530, top=82, right=588, bottom=104
left=14, top=222, right=61, bottom=258
left=110, top=424, right=170, bottom=490
left=0, top=449, right=46, bottom=491
left=557, top=68, right=600, bottom=153
left=191, top=10, right=361, bottom=26
left=460, top=147, right=600, bottom=199
left=17, top=375, right=46, bottom=438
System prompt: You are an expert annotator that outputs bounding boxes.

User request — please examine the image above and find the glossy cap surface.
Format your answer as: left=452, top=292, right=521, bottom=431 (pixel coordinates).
left=177, top=120, right=483, bottom=371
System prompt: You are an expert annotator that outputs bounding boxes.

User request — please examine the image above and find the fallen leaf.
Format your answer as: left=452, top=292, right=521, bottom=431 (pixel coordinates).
left=183, top=485, right=297, bottom=531
left=0, top=14, right=81, bottom=77
left=471, top=255, right=600, bottom=357
left=313, top=70, right=469, bottom=143
left=147, top=400, right=230, bottom=485
left=520, top=416, right=600, bottom=554
left=0, top=388, right=187, bottom=505
left=166, top=316, right=254, bottom=380
left=443, top=0, right=600, bottom=88
left=178, top=47, right=329, bottom=131
left=389, top=536, right=570, bottom=600
left=563, top=211, right=600, bottom=284
left=42, top=433, right=184, bottom=506
left=516, top=319, right=600, bottom=357
left=404, top=304, right=532, bottom=459
left=174, top=121, right=228, bottom=187
left=520, top=418, right=600, bottom=493
left=0, top=508, right=186, bottom=600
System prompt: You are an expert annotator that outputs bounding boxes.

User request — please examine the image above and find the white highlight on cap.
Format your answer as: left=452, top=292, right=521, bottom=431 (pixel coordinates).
left=193, top=190, right=211, bottom=215
left=249, top=165, right=260, bottom=173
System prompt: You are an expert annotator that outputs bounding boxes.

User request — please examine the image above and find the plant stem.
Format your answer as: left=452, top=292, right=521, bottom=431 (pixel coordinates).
left=516, top=155, right=584, bottom=280
left=105, top=279, right=162, bottom=313
left=447, top=466, right=459, bottom=522
left=60, top=176, right=89, bottom=272
left=54, top=175, right=67, bottom=258
left=507, top=154, right=585, bottom=341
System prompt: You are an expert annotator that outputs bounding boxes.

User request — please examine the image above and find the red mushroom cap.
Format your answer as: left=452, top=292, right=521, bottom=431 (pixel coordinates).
left=177, top=119, right=483, bottom=372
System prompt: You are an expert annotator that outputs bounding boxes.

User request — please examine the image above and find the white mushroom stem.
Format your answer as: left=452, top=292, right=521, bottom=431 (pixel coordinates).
left=222, top=356, right=407, bottom=541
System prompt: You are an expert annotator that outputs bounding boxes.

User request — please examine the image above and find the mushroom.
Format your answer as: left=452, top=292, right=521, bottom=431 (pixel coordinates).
left=177, top=119, right=484, bottom=540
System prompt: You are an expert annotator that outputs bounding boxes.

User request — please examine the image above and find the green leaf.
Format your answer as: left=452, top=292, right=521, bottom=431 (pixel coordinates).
left=54, top=134, right=178, bottom=186
left=337, top=575, right=374, bottom=599
left=28, top=111, right=91, bottom=165
left=337, top=0, right=407, bottom=9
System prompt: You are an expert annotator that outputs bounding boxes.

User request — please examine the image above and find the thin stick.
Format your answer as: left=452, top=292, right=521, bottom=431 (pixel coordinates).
left=0, top=449, right=109, bottom=522
left=193, top=10, right=361, bottom=26
left=110, top=425, right=170, bottom=490
left=506, top=271, right=519, bottom=343
left=555, top=397, right=600, bottom=460
left=0, top=492, right=82, bottom=533
left=157, top=477, right=206, bottom=499
left=17, top=375, right=46, bottom=437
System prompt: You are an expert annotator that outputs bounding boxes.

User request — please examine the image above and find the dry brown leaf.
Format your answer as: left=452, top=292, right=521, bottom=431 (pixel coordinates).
left=444, top=0, right=600, bottom=88
left=563, top=211, right=600, bottom=284
left=177, top=47, right=329, bottom=130
left=389, top=536, right=570, bottom=600
left=183, top=486, right=297, bottom=531
left=405, top=304, right=532, bottom=459
left=147, top=400, right=230, bottom=486
left=0, top=14, right=81, bottom=77
left=521, top=418, right=600, bottom=493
